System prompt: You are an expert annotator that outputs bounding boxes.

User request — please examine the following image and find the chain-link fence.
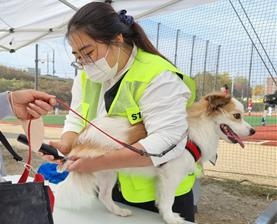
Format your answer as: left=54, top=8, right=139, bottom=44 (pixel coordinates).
left=139, top=0, right=277, bottom=187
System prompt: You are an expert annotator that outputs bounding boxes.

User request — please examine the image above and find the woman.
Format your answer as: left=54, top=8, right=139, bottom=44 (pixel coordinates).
left=47, top=2, right=196, bottom=222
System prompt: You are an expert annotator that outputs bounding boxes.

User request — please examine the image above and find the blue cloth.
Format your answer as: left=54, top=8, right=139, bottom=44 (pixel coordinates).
left=38, top=162, right=69, bottom=184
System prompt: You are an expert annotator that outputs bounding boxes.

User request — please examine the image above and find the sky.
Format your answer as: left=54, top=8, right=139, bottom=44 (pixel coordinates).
left=0, top=0, right=276, bottom=84
left=140, top=0, right=277, bottom=86
left=0, top=37, right=75, bottom=79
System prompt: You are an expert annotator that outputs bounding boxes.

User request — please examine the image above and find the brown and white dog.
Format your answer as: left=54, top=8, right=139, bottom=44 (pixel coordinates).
left=56, top=92, right=255, bottom=224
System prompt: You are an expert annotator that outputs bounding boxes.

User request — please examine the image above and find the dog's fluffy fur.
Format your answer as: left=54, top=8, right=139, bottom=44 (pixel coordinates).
left=56, top=92, right=255, bottom=224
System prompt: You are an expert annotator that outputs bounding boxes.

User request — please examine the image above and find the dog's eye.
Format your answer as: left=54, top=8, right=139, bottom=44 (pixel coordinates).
left=233, top=113, right=241, bottom=119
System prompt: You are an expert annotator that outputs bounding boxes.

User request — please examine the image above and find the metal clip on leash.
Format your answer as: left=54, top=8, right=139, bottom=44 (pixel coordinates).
left=17, top=161, right=37, bottom=175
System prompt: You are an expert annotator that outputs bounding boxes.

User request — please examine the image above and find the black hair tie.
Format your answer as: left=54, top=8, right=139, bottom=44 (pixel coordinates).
left=118, top=9, right=134, bottom=26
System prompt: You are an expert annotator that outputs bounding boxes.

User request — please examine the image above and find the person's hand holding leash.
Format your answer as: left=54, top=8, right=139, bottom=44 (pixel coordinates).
left=9, top=89, right=56, bottom=119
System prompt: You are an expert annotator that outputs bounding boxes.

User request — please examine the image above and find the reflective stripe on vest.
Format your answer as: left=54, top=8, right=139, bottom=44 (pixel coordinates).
left=80, top=48, right=196, bottom=203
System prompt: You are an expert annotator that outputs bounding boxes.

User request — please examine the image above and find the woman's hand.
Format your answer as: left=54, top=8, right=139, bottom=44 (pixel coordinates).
left=39, top=140, right=71, bottom=164
left=39, top=131, right=78, bottom=163
left=66, top=156, right=101, bottom=173
left=66, top=144, right=153, bottom=173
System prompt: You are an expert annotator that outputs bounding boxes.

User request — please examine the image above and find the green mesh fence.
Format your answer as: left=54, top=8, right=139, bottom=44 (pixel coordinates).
left=139, top=0, right=277, bottom=187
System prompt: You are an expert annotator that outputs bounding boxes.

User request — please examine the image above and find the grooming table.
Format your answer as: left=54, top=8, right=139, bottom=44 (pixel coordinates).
left=4, top=175, right=195, bottom=224
left=255, top=200, right=277, bottom=224
left=54, top=201, right=196, bottom=224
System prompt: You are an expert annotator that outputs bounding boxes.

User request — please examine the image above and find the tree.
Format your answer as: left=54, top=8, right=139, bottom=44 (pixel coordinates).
left=193, top=71, right=232, bottom=99
left=252, top=85, right=265, bottom=96
left=194, top=71, right=215, bottom=99
left=0, top=65, right=73, bottom=105
left=216, top=72, right=231, bottom=91
left=233, top=76, right=249, bottom=99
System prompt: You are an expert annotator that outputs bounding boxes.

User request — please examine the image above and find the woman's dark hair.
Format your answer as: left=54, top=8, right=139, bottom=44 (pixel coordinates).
left=66, top=2, right=167, bottom=60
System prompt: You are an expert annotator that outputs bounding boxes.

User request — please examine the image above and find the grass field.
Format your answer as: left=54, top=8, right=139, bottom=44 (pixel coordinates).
left=42, top=115, right=66, bottom=125
left=3, top=114, right=276, bottom=126
left=4, top=115, right=66, bottom=126
left=244, top=115, right=277, bottom=126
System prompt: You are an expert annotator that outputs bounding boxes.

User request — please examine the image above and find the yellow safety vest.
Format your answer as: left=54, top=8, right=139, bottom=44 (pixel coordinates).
left=80, top=48, right=196, bottom=203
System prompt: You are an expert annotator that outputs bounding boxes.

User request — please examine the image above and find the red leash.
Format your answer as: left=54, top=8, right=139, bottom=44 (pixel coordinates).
left=56, top=98, right=174, bottom=157
left=18, top=120, right=55, bottom=212
left=18, top=120, right=32, bottom=183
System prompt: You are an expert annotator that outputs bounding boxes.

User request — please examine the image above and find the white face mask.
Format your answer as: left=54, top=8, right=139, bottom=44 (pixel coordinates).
left=84, top=46, right=120, bottom=83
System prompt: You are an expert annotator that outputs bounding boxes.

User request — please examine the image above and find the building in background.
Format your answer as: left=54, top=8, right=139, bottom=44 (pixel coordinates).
left=25, top=67, right=41, bottom=76
left=265, top=77, right=277, bottom=94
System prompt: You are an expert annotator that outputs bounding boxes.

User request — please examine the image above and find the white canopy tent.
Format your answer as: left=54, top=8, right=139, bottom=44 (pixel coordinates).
left=0, top=0, right=217, bottom=53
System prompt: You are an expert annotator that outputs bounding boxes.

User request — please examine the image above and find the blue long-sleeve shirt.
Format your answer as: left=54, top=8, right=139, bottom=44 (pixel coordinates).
left=0, top=92, right=14, bottom=119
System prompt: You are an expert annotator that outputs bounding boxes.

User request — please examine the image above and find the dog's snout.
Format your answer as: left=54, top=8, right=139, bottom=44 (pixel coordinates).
left=249, top=128, right=255, bottom=136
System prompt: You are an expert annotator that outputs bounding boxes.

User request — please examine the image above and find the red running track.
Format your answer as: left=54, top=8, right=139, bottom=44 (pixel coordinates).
left=242, top=124, right=277, bottom=146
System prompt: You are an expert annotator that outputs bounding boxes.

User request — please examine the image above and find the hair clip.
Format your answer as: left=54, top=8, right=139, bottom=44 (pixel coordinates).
left=118, top=9, right=134, bottom=26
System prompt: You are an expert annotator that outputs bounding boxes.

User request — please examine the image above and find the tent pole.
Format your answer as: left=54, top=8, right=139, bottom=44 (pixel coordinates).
left=58, top=0, right=78, bottom=11
left=52, top=49, right=55, bottom=78
left=35, top=44, right=39, bottom=90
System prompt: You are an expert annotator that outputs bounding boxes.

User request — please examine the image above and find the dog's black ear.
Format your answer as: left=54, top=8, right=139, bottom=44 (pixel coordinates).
left=205, top=92, right=231, bottom=111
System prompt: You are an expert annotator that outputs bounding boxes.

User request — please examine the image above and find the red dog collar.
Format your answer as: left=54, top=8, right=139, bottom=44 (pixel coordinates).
left=185, top=140, right=201, bottom=161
